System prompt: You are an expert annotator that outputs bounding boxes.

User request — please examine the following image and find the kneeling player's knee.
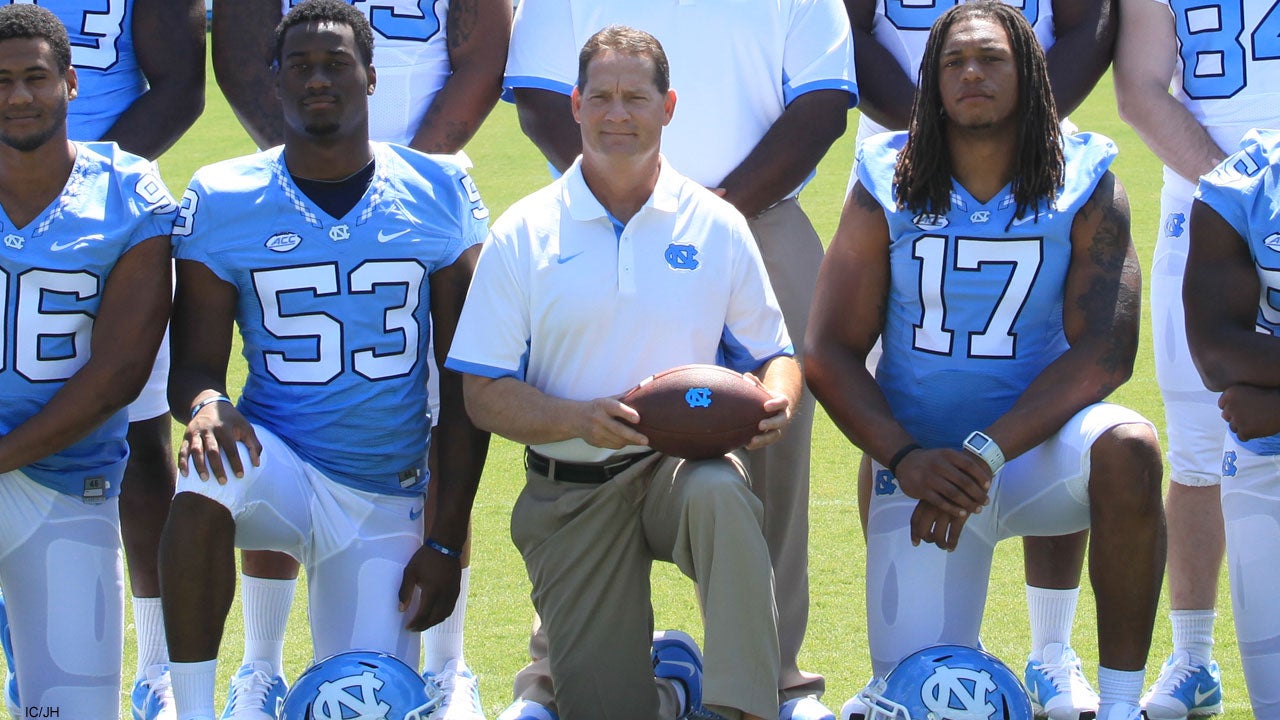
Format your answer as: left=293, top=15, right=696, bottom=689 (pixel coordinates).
left=1089, top=423, right=1163, bottom=515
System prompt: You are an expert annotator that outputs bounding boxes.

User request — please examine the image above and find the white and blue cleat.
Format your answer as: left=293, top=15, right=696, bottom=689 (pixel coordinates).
left=1141, top=651, right=1223, bottom=719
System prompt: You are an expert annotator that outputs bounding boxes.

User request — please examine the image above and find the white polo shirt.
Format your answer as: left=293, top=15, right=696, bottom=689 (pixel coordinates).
left=503, top=0, right=858, bottom=188
left=446, top=158, right=794, bottom=462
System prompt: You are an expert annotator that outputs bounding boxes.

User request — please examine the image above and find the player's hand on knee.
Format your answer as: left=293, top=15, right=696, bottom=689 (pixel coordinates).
left=1219, top=384, right=1280, bottom=440
left=894, top=448, right=990, bottom=518
left=575, top=397, right=649, bottom=449
left=910, top=500, right=969, bottom=550
left=398, top=544, right=462, bottom=632
left=179, top=404, right=262, bottom=484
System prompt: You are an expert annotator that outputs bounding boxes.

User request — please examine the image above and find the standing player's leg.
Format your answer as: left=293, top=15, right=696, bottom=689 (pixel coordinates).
left=1021, top=531, right=1094, bottom=720
left=1220, top=439, right=1280, bottom=719
left=232, top=549, right=299, bottom=718
left=1142, top=186, right=1226, bottom=718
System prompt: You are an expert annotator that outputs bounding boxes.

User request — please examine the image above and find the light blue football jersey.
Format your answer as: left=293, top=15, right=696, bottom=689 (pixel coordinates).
left=0, top=142, right=175, bottom=499
left=1196, top=128, right=1280, bottom=455
left=29, top=0, right=148, bottom=141
left=858, top=131, right=1117, bottom=449
left=172, top=142, right=488, bottom=496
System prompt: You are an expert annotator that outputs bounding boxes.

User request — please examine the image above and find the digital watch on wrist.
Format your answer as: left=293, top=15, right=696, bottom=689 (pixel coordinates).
left=962, top=430, right=1005, bottom=475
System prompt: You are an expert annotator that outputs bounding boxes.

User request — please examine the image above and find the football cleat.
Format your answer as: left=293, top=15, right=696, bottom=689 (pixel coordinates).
left=1096, top=701, right=1143, bottom=720
left=1140, top=651, right=1223, bottom=719
left=780, top=695, right=835, bottom=720
left=423, top=659, right=485, bottom=720
left=495, top=699, right=558, bottom=720
left=281, top=651, right=438, bottom=720
left=0, top=591, right=17, bottom=717
left=1023, top=643, right=1100, bottom=720
left=132, top=664, right=178, bottom=720
left=652, top=630, right=704, bottom=717
left=222, top=661, right=287, bottom=720
left=861, top=645, right=1032, bottom=720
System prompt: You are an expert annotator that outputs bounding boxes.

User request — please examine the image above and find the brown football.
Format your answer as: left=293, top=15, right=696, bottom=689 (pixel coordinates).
left=621, top=364, right=772, bottom=460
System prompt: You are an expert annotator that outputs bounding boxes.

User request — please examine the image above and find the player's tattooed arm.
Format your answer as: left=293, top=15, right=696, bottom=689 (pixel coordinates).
left=103, top=0, right=205, bottom=159
left=409, top=0, right=511, bottom=154
left=213, top=0, right=286, bottom=149
left=981, top=172, right=1139, bottom=462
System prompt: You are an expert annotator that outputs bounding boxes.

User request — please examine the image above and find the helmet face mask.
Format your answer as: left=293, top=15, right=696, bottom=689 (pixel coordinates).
left=281, top=650, right=442, bottom=720
left=860, top=645, right=1033, bottom=720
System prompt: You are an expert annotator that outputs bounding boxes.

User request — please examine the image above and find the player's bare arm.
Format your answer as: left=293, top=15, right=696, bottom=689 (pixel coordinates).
left=807, top=181, right=991, bottom=519
left=1113, top=0, right=1226, bottom=181
left=0, top=235, right=169, bottom=473
left=168, top=259, right=263, bottom=483
left=845, top=0, right=917, bottom=130
left=513, top=87, right=581, bottom=173
left=100, top=0, right=205, bottom=159
left=213, top=0, right=286, bottom=149
left=1185, top=198, right=1280, bottom=390
left=399, top=244, right=491, bottom=632
left=1044, top=0, right=1115, bottom=117
left=715, top=89, right=849, bottom=218
left=408, top=0, right=510, bottom=153
left=983, top=172, right=1140, bottom=459
left=743, top=355, right=801, bottom=450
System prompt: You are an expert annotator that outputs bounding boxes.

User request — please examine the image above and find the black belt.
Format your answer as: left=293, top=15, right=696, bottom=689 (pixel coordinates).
left=524, top=448, right=655, bottom=484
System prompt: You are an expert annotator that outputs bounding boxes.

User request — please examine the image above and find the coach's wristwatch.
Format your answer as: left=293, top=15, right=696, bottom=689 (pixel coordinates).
left=962, top=431, right=1006, bottom=475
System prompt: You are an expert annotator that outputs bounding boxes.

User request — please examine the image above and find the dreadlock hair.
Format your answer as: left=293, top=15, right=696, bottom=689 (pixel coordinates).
left=894, top=0, right=1063, bottom=222
left=0, top=4, right=72, bottom=74
left=273, top=0, right=375, bottom=69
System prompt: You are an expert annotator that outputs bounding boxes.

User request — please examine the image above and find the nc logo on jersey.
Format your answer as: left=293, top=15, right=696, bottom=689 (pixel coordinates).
left=874, top=469, right=897, bottom=496
left=329, top=224, right=351, bottom=242
left=665, top=243, right=700, bottom=270
left=1222, top=450, right=1238, bottom=477
left=1264, top=233, right=1280, bottom=253
left=265, top=232, right=303, bottom=253
left=3, top=234, right=22, bottom=250
left=686, top=387, right=713, bottom=408
left=921, top=665, right=997, bottom=720
left=312, top=671, right=391, bottom=720
left=913, top=213, right=949, bottom=230
left=970, top=211, right=991, bottom=224
left=1165, top=213, right=1186, bottom=239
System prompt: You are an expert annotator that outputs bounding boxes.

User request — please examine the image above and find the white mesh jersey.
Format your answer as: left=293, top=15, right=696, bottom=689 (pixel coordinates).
left=284, top=0, right=452, bottom=145
left=1159, top=0, right=1280, bottom=177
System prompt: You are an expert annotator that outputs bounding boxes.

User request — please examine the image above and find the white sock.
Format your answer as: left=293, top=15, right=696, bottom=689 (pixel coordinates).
left=133, top=596, right=169, bottom=678
left=1026, top=585, right=1078, bottom=661
left=422, top=566, right=469, bottom=674
left=171, top=659, right=217, bottom=720
left=1171, top=609, right=1216, bottom=667
left=1097, top=665, right=1145, bottom=707
left=240, top=575, right=296, bottom=676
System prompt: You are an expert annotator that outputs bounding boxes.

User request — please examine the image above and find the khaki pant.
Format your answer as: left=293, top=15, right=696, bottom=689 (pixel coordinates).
left=511, top=452, right=780, bottom=720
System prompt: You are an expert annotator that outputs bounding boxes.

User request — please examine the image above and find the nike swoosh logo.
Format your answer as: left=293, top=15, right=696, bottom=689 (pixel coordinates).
left=660, top=660, right=699, bottom=678
left=1010, top=214, right=1039, bottom=226
left=556, top=251, right=584, bottom=264
left=378, top=229, right=410, bottom=243
left=1194, top=684, right=1217, bottom=705
left=409, top=506, right=425, bottom=521
left=50, top=234, right=101, bottom=251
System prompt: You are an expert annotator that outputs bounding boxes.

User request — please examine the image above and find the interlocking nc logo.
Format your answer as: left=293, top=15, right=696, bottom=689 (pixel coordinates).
left=665, top=243, right=700, bottom=270
left=1222, top=450, right=1238, bottom=477
left=920, top=666, right=997, bottom=720
left=685, top=387, right=713, bottom=408
left=874, top=469, right=897, bottom=496
left=4, top=234, right=23, bottom=250
left=329, top=224, right=351, bottom=242
left=970, top=211, right=990, bottom=224
left=312, top=671, right=392, bottom=720
left=1165, top=212, right=1186, bottom=239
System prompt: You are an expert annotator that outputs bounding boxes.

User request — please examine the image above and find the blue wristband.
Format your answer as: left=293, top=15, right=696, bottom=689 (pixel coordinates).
left=190, top=395, right=233, bottom=420
left=424, top=538, right=462, bottom=559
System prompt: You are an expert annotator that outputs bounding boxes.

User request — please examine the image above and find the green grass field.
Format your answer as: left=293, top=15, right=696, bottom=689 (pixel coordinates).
left=129, top=58, right=1252, bottom=717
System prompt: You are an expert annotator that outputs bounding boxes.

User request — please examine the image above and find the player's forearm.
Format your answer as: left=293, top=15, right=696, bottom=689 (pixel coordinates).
left=514, top=88, right=581, bottom=173
left=718, top=90, right=849, bottom=218
left=1044, top=0, right=1115, bottom=116
left=852, top=35, right=916, bottom=130
left=409, top=70, right=503, bottom=154
left=427, top=378, right=490, bottom=549
left=1116, top=80, right=1226, bottom=183
left=806, top=341, right=917, bottom=466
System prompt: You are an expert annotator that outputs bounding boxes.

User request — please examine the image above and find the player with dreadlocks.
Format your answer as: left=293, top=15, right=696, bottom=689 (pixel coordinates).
left=806, top=3, right=1165, bottom=718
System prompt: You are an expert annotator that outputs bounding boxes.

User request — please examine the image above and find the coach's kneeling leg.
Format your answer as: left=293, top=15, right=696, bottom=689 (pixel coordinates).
left=646, top=455, right=780, bottom=720
left=1087, top=422, right=1165, bottom=671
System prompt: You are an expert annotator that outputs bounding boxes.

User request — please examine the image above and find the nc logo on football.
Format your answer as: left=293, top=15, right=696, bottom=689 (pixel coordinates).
left=1165, top=212, right=1186, bottom=239
left=874, top=469, right=897, bottom=496
left=1222, top=450, right=1238, bottom=477
left=665, top=243, right=699, bottom=270
left=922, top=666, right=997, bottom=720
left=313, top=672, right=391, bottom=720
left=685, top=387, right=713, bottom=408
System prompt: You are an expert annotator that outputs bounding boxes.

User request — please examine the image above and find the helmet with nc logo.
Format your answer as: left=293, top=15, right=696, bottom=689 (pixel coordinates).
left=281, top=650, right=440, bottom=720
left=860, top=644, right=1032, bottom=720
